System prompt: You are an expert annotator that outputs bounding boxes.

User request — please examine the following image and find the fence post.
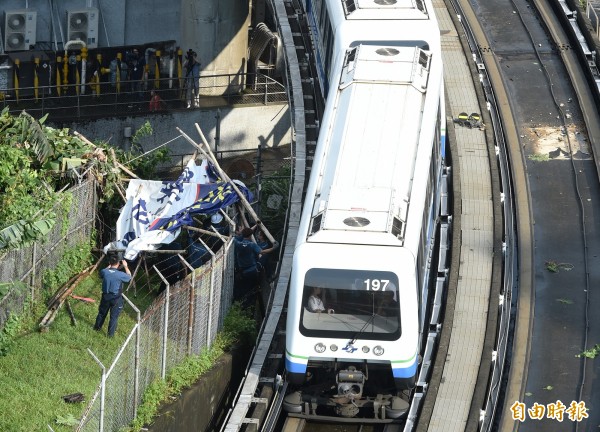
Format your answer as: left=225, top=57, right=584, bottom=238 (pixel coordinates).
left=197, top=239, right=216, bottom=348
left=122, top=294, right=140, bottom=417
left=31, top=242, right=37, bottom=303
left=87, top=348, right=106, bottom=432
left=153, top=265, right=170, bottom=379
left=178, top=254, right=195, bottom=356
left=264, top=75, right=268, bottom=105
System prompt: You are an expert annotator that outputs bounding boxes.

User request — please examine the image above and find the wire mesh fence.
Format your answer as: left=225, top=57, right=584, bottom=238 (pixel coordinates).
left=0, top=180, right=97, bottom=331
left=77, top=241, right=235, bottom=432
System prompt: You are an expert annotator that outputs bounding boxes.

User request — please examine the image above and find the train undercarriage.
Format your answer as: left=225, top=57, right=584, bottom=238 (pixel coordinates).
left=284, top=362, right=411, bottom=421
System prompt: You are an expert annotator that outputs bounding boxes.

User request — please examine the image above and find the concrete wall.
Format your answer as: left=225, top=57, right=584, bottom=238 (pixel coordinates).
left=1, top=0, right=249, bottom=53
left=60, top=104, right=291, bottom=161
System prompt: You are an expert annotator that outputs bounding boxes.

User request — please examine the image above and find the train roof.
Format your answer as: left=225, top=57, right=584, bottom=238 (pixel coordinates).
left=342, top=0, right=431, bottom=20
left=309, top=44, right=436, bottom=246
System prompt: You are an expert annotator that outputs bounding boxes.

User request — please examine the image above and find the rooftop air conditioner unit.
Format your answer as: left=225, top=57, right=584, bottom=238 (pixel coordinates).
left=67, top=8, right=99, bottom=48
left=4, top=10, right=37, bottom=52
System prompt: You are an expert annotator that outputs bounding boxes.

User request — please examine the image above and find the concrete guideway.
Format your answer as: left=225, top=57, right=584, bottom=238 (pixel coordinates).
left=447, top=0, right=600, bottom=430
left=419, top=1, right=500, bottom=431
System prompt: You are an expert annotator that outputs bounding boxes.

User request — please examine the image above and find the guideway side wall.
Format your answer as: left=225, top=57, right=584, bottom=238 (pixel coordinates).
left=59, top=104, right=292, bottom=157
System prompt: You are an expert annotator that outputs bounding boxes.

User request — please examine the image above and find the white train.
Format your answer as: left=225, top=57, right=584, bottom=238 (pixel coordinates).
left=284, top=0, right=447, bottom=421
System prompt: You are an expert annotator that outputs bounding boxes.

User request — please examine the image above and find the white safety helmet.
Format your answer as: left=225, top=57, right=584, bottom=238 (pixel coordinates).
left=211, top=213, right=223, bottom=224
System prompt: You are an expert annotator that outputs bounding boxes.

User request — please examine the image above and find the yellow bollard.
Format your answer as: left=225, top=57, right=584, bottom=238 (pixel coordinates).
left=75, top=54, right=81, bottom=95
left=56, top=56, right=62, bottom=96
left=14, top=59, right=20, bottom=102
left=34, top=57, right=40, bottom=101
left=116, top=52, right=122, bottom=94
left=62, top=55, right=69, bottom=93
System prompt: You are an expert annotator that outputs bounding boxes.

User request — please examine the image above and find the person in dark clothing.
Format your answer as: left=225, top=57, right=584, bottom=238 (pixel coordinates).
left=233, top=225, right=263, bottom=306
left=187, top=232, right=211, bottom=268
left=183, top=49, right=200, bottom=108
left=256, top=229, right=278, bottom=281
left=127, top=48, right=145, bottom=99
left=203, top=213, right=230, bottom=253
left=155, top=242, right=185, bottom=292
left=94, top=255, right=132, bottom=337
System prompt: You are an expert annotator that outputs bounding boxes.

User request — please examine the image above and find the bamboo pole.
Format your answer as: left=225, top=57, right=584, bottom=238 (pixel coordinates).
left=184, top=225, right=222, bottom=238
left=175, top=125, right=276, bottom=244
left=74, top=131, right=140, bottom=179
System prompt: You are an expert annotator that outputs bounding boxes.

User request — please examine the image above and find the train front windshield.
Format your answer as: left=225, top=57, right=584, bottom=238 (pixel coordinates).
left=300, top=268, right=401, bottom=341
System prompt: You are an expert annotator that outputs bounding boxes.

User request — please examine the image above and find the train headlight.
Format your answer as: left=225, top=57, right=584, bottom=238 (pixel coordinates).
left=362, top=346, right=370, bottom=354
left=330, top=344, right=338, bottom=352
left=314, top=343, right=326, bottom=353
left=373, top=345, right=384, bottom=356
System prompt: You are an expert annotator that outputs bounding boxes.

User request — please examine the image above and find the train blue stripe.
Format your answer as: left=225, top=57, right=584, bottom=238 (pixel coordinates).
left=392, top=360, right=418, bottom=378
left=286, top=357, right=307, bottom=374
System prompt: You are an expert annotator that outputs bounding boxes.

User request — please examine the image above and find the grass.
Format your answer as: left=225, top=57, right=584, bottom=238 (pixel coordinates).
left=528, top=153, right=549, bottom=162
left=0, top=267, right=256, bottom=432
left=0, top=273, right=158, bottom=432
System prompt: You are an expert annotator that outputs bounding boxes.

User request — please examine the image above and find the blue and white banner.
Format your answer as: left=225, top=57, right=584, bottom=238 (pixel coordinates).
left=105, top=159, right=252, bottom=260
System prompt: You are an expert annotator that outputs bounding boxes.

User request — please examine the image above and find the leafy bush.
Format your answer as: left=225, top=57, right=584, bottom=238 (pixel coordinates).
left=42, top=241, right=95, bottom=293
left=258, top=165, right=291, bottom=241
left=0, top=110, right=168, bottom=250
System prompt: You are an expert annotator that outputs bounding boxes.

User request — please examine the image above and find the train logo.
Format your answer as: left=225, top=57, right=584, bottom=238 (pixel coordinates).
left=342, top=343, right=357, bottom=354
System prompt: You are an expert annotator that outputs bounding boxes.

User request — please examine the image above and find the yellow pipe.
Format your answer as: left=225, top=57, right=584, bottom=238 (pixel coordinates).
left=14, top=59, right=20, bottom=102
left=62, top=55, right=69, bottom=92
left=56, top=56, right=62, bottom=96
left=154, top=50, right=161, bottom=89
left=75, top=54, right=81, bottom=95
left=34, top=57, right=40, bottom=101
left=116, top=52, right=122, bottom=94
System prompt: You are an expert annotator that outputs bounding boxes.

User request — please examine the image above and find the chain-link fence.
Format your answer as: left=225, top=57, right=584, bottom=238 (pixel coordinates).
left=0, top=180, right=97, bottom=331
left=77, top=241, right=235, bottom=432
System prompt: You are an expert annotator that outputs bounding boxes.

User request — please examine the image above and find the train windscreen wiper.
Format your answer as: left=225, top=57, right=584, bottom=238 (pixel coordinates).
left=342, top=310, right=376, bottom=353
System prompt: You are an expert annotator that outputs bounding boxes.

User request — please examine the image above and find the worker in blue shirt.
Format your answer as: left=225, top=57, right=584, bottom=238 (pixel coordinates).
left=233, top=224, right=263, bottom=307
left=93, top=255, right=132, bottom=337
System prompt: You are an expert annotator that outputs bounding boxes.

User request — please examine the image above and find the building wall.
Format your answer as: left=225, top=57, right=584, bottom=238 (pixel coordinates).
left=1, top=0, right=249, bottom=57
left=60, top=104, right=291, bottom=161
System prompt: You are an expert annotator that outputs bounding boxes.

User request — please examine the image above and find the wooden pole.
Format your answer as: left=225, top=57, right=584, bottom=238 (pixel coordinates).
left=74, top=131, right=140, bottom=179
left=196, top=123, right=276, bottom=242
left=176, top=126, right=276, bottom=244
left=184, top=225, right=223, bottom=238
left=195, top=124, right=277, bottom=244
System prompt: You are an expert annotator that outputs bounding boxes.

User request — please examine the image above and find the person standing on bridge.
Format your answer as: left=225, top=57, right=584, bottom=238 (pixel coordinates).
left=184, top=49, right=200, bottom=108
left=93, top=255, right=131, bottom=337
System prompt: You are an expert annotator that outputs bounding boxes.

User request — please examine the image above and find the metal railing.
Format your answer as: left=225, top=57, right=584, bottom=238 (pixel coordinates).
left=0, top=73, right=287, bottom=121
left=587, top=2, right=600, bottom=39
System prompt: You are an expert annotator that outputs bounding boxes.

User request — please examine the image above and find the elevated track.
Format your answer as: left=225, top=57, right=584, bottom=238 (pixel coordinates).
left=221, top=0, right=600, bottom=430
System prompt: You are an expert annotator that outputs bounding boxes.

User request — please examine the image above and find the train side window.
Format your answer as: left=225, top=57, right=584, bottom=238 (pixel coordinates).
left=325, top=27, right=334, bottom=73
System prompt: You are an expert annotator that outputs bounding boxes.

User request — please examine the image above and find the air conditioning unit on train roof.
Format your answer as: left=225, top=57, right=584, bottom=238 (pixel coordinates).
left=67, top=8, right=99, bottom=48
left=4, top=10, right=37, bottom=52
